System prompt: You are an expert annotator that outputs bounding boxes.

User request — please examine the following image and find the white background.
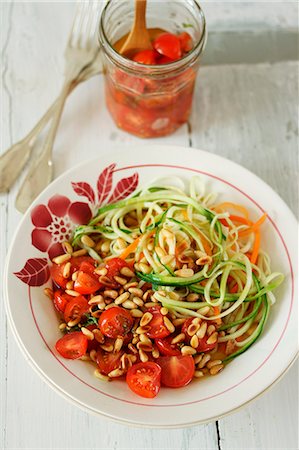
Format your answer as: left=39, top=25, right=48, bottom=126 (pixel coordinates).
left=1, top=1, right=298, bottom=449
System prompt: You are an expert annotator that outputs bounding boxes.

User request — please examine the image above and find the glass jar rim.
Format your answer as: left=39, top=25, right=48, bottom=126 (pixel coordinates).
left=98, top=0, right=207, bottom=74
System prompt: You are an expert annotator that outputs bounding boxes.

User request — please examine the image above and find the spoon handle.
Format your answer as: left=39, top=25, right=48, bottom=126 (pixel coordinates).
left=134, top=0, right=147, bottom=30
left=15, top=82, right=71, bottom=213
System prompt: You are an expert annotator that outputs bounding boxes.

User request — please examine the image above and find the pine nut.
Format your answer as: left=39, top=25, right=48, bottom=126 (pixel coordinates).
left=130, top=309, right=143, bottom=318
left=132, top=335, right=139, bottom=344
left=139, top=334, right=152, bottom=345
left=142, top=290, right=152, bottom=301
left=197, top=306, right=210, bottom=315
left=132, top=297, right=144, bottom=307
left=171, top=333, right=185, bottom=344
left=52, top=253, right=71, bottom=264
left=101, top=241, right=110, bottom=253
left=193, top=354, right=203, bottom=364
left=139, top=263, right=152, bottom=274
left=192, top=317, right=201, bottom=325
left=198, top=354, right=211, bottom=368
left=66, top=281, right=74, bottom=290
left=116, top=237, right=127, bottom=249
left=136, top=326, right=150, bottom=334
left=89, top=294, right=104, bottom=305
left=105, top=303, right=118, bottom=310
left=104, top=290, right=119, bottom=299
left=72, top=249, right=87, bottom=257
left=194, top=370, right=204, bottom=378
left=187, top=323, right=200, bottom=336
left=207, top=359, right=223, bottom=369
left=140, top=312, right=153, bottom=328
left=120, top=267, right=135, bottom=278
left=81, top=235, right=95, bottom=248
left=93, top=329, right=105, bottom=343
left=122, top=300, right=137, bottom=309
left=173, top=318, right=187, bottom=326
left=160, top=254, right=175, bottom=265
left=137, top=342, right=153, bottom=352
left=44, top=287, right=54, bottom=300
left=197, top=321, right=207, bottom=339
left=95, top=267, right=108, bottom=276
left=152, top=348, right=160, bottom=358
left=128, top=287, right=143, bottom=297
left=128, top=343, right=138, bottom=354
left=100, top=343, right=114, bottom=352
left=187, top=293, right=199, bottom=302
left=90, top=350, right=97, bottom=362
left=124, top=281, right=138, bottom=290
left=196, top=255, right=212, bottom=265
left=207, top=325, right=216, bottom=336
left=121, top=354, right=132, bottom=371
left=174, top=268, right=194, bottom=277
left=59, top=323, right=67, bottom=331
left=139, top=349, right=148, bottom=362
left=147, top=241, right=154, bottom=251
left=144, top=302, right=157, bottom=308
left=62, top=241, right=73, bottom=254
left=81, top=327, right=94, bottom=340
left=94, top=369, right=110, bottom=382
left=190, top=335, right=199, bottom=349
left=72, top=271, right=79, bottom=281
left=80, top=355, right=91, bottom=361
left=114, top=275, right=127, bottom=285
left=114, top=337, right=124, bottom=352
left=155, top=246, right=166, bottom=258
left=108, top=368, right=124, bottom=378
left=67, top=318, right=80, bottom=327
left=163, top=316, right=175, bottom=333
left=160, top=307, right=169, bottom=316
left=65, top=289, right=80, bottom=297
left=206, top=332, right=218, bottom=345
left=114, top=292, right=130, bottom=304
left=181, top=346, right=197, bottom=356
left=210, top=364, right=224, bottom=375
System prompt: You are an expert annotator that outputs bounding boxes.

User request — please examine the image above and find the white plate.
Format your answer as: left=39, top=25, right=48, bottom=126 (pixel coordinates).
left=4, top=145, right=298, bottom=427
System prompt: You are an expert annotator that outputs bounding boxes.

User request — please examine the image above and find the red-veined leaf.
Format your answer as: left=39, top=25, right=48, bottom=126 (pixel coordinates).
left=108, top=173, right=139, bottom=203
left=14, top=258, right=50, bottom=287
left=71, top=182, right=95, bottom=204
left=97, top=163, right=116, bottom=205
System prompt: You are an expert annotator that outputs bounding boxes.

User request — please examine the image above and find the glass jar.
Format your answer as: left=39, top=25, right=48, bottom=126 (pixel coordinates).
left=99, top=0, right=207, bottom=138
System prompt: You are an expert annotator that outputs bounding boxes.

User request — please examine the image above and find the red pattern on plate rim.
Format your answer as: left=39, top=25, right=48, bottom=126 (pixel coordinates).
left=26, top=163, right=294, bottom=408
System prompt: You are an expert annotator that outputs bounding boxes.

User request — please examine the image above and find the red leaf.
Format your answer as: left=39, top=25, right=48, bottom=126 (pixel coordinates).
left=71, top=182, right=95, bottom=204
left=97, top=163, right=116, bottom=205
left=14, top=258, right=50, bottom=287
left=108, top=173, right=139, bottom=203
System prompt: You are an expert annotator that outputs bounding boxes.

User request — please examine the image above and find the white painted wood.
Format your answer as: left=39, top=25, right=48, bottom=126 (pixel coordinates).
left=1, top=2, right=298, bottom=450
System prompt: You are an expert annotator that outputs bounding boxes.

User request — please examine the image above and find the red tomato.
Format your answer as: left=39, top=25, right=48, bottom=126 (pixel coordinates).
left=133, top=49, right=158, bottom=65
left=53, top=290, right=74, bottom=313
left=64, top=296, right=89, bottom=324
left=55, top=331, right=88, bottom=359
left=70, top=256, right=95, bottom=271
left=96, top=348, right=124, bottom=375
left=157, top=55, right=173, bottom=65
left=178, top=32, right=193, bottom=53
left=98, top=306, right=134, bottom=338
left=182, top=318, right=218, bottom=352
left=155, top=336, right=181, bottom=356
left=146, top=306, right=171, bottom=339
left=157, top=355, right=195, bottom=388
left=153, top=33, right=182, bottom=60
left=98, top=258, right=131, bottom=289
left=126, top=362, right=161, bottom=398
left=50, top=263, right=68, bottom=289
left=74, top=271, right=101, bottom=295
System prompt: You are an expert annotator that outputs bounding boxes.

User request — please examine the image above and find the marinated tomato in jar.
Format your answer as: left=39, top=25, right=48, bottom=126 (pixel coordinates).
left=105, top=30, right=196, bottom=138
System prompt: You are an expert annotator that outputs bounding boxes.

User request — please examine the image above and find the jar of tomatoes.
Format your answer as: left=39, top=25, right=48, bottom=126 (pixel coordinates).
left=99, top=0, right=206, bottom=138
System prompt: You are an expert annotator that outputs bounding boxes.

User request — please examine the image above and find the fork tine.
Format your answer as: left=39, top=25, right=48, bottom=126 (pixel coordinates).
left=85, top=1, right=102, bottom=49
left=67, top=1, right=84, bottom=48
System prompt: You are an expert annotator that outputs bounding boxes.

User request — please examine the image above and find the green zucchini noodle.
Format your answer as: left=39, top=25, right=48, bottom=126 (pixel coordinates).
left=72, top=176, right=284, bottom=363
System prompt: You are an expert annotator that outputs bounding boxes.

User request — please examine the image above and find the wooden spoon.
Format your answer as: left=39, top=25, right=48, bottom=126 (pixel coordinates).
left=119, top=0, right=152, bottom=56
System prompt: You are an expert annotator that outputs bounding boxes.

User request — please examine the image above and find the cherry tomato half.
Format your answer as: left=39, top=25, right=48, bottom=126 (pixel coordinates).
left=96, top=348, right=124, bottom=375
left=153, top=33, right=182, bottom=61
left=98, top=306, right=134, bottom=339
left=178, top=32, right=193, bottom=53
left=50, top=256, right=95, bottom=289
left=64, top=296, right=89, bottom=324
left=146, top=306, right=171, bottom=339
left=55, top=331, right=88, bottom=359
left=53, top=290, right=74, bottom=313
left=126, top=362, right=161, bottom=398
left=182, top=318, right=218, bottom=352
left=133, top=49, right=158, bottom=65
left=74, top=270, right=101, bottom=295
left=157, top=355, right=195, bottom=388
left=155, top=336, right=181, bottom=356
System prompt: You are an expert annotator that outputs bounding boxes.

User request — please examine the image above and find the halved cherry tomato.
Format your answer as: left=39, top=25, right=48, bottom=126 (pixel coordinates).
left=50, top=263, right=68, bottom=289
left=55, top=331, right=88, bottom=359
left=53, top=290, right=74, bottom=313
left=146, top=306, right=171, bottom=339
left=157, top=55, right=173, bottom=65
left=182, top=318, right=218, bottom=352
left=155, top=336, right=181, bottom=356
left=74, top=271, right=101, bottom=295
left=126, top=362, right=161, bottom=398
left=178, top=32, right=193, bottom=53
left=64, top=296, right=89, bottom=324
left=98, top=306, right=134, bottom=339
left=96, top=348, right=124, bottom=375
left=133, top=49, right=158, bottom=65
left=153, top=33, right=182, bottom=61
left=97, top=258, right=131, bottom=289
left=157, top=355, right=195, bottom=388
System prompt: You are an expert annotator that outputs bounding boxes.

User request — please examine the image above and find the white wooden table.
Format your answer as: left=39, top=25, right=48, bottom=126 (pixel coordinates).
left=1, top=2, right=298, bottom=449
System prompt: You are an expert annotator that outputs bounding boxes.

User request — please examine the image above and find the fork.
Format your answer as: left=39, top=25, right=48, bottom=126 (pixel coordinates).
left=14, top=1, right=102, bottom=213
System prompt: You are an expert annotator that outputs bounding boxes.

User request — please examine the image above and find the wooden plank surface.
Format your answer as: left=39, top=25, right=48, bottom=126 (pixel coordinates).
left=0, top=2, right=298, bottom=450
